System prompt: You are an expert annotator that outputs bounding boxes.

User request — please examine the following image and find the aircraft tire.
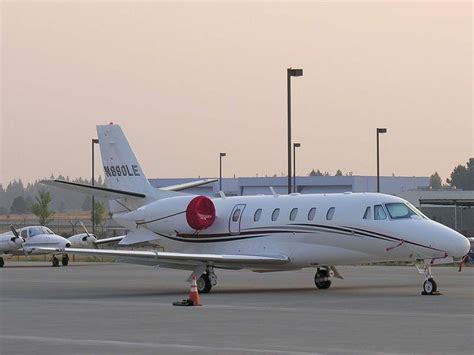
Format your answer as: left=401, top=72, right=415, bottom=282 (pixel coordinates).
left=62, top=254, right=69, bottom=266
left=0, top=257, right=4, bottom=267
left=52, top=257, right=60, bottom=267
left=314, top=270, right=332, bottom=290
left=197, top=274, right=212, bottom=294
left=423, top=278, right=437, bottom=295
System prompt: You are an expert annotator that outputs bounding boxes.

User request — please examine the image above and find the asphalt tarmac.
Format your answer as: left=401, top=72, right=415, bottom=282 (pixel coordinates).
left=0, top=262, right=473, bottom=354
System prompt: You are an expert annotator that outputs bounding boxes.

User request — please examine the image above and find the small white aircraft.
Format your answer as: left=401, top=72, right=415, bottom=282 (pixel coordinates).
left=0, top=226, right=71, bottom=267
left=42, top=124, right=470, bottom=295
left=68, top=222, right=125, bottom=248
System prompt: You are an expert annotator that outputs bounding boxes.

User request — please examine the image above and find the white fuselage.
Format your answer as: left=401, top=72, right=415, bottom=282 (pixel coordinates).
left=116, top=192, right=469, bottom=270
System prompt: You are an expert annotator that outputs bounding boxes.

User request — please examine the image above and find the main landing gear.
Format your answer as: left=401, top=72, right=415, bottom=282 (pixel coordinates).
left=51, top=255, right=60, bottom=267
left=314, top=267, right=332, bottom=290
left=197, top=267, right=218, bottom=294
left=0, top=257, right=4, bottom=267
left=62, top=254, right=69, bottom=266
left=51, top=254, right=69, bottom=267
left=416, top=262, right=441, bottom=296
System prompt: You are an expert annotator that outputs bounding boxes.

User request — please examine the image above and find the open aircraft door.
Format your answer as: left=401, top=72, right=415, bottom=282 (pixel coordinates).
left=229, top=204, right=246, bottom=235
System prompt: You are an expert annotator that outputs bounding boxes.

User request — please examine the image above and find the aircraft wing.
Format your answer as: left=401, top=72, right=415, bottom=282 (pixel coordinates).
left=37, top=247, right=289, bottom=268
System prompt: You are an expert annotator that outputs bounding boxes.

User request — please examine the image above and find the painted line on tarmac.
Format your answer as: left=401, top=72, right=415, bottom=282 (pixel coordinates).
left=0, top=334, right=321, bottom=354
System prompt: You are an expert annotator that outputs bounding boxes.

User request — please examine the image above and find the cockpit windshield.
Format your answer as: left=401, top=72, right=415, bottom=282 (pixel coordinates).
left=29, top=226, right=54, bottom=237
left=384, top=203, right=420, bottom=219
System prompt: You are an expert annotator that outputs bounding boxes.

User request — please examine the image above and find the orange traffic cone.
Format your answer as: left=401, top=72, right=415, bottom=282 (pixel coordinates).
left=172, top=276, right=202, bottom=306
left=188, top=275, right=201, bottom=306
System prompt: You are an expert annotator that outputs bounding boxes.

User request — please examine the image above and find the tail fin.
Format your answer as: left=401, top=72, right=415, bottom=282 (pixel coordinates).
left=97, top=124, right=176, bottom=210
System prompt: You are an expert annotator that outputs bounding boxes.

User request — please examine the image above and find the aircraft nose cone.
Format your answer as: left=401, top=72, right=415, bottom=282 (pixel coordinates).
left=54, top=236, right=70, bottom=249
left=447, top=232, right=470, bottom=258
left=458, top=236, right=471, bottom=257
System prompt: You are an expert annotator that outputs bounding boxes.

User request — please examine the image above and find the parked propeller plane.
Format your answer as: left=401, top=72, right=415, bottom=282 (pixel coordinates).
left=42, top=124, right=470, bottom=295
left=0, top=226, right=70, bottom=267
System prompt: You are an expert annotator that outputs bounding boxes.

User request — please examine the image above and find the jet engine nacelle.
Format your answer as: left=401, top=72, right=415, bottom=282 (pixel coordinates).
left=68, top=233, right=97, bottom=247
left=122, top=195, right=216, bottom=235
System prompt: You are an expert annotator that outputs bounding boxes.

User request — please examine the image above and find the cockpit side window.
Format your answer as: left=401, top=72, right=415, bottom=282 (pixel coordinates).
left=385, top=203, right=417, bottom=219
left=374, top=205, right=387, bottom=220
left=363, top=206, right=371, bottom=219
left=28, top=227, right=45, bottom=237
left=21, top=230, right=28, bottom=239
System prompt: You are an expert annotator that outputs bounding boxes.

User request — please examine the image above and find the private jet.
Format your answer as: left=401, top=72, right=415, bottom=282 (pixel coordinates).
left=42, top=124, right=470, bottom=295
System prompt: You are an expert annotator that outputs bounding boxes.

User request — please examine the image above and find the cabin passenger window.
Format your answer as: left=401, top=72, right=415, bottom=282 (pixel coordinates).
left=232, top=208, right=241, bottom=222
left=254, top=209, right=262, bottom=222
left=363, top=207, right=371, bottom=219
left=271, top=208, right=280, bottom=221
left=326, top=207, right=335, bottom=220
left=308, top=208, right=316, bottom=221
left=374, top=205, right=387, bottom=220
left=289, top=208, right=298, bottom=221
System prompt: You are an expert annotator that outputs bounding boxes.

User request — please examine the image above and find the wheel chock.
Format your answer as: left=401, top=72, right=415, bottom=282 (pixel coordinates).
left=172, top=299, right=195, bottom=306
left=421, top=291, right=443, bottom=296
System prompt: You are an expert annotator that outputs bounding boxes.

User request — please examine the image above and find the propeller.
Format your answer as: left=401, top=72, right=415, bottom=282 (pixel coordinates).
left=9, top=224, right=25, bottom=246
left=79, top=221, right=98, bottom=248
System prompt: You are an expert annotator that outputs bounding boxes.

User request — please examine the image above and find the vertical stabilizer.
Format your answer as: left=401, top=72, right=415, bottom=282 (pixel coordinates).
left=96, top=124, right=176, bottom=212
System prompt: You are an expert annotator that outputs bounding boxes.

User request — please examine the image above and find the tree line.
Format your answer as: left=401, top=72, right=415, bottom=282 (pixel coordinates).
left=0, top=174, right=106, bottom=215
left=429, top=158, right=474, bottom=190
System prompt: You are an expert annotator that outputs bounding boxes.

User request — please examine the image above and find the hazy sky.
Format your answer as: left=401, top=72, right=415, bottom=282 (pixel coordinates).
left=1, top=1, right=472, bottom=186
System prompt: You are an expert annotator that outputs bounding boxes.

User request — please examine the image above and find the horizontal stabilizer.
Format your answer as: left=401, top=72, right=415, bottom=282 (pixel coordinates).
left=41, top=180, right=146, bottom=199
left=36, top=247, right=290, bottom=268
left=159, top=179, right=218, bottom=192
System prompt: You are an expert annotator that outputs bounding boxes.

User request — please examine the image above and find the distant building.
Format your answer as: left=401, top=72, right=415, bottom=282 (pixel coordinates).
left=149, top=175, right=429, bottom=197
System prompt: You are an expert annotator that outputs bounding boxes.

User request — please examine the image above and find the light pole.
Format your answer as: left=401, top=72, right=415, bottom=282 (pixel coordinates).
left=376, top=128, right=387, bottom=193
left=219, top=152, right=226, bottom=192
left=287, top=67, right=303, bottom=194
left=91, top=138, right=99, bottom=234
left=293, top=142, right=301, bottom=193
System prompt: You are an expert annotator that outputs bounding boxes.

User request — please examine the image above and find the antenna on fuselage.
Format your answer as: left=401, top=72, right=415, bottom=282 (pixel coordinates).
left=219, top=191, right=226, bottom=199
left=269, top=186, right=279, bottom=198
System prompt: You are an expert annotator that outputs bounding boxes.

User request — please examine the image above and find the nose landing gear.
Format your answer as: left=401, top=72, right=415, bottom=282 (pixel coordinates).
left=416, top=262, right=441, bottom=296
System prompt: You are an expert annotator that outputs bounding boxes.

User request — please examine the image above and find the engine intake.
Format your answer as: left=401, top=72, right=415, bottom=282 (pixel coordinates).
left=186, top=196, right=216, bottom=230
